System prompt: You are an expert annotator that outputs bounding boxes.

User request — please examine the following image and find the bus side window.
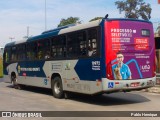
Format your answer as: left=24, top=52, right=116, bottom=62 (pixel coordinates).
left=38, top=50, right=43, bottom=59
left=37, top=42, right=43, bottom=60
left=67, top=34, right=77, bottom=57
left=57, top=36, right=66, bottom=58
left=87, top=28, right=98, bottom=57
left=11, top=46, right=17, bottom=61
left=4, top=47, right=11, bottom=63
left=45, top=51, right=50, bottom=59
left=36, top=39, right=50, bottom=60
left=51, top=36, right=66, bottom=59
left=17, top=44, right=26, bottom=61
left=26, top=52, right=30, bottom=60
left=77, top=31, right=87, bottom=56
left=51, top=45, right=56, bottom=58
left=26, top=42, right=37, bottom=60
left=4, top=51, right=8, bottom=63
left=88, top=46, right=94, bottom=56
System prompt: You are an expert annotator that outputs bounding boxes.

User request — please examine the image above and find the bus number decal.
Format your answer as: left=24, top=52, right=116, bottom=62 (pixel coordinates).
left=92, top=61, right=100, bottom=70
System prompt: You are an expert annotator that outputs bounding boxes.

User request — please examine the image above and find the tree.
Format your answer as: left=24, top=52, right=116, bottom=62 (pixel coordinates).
left=115, top=0, right=152, bottom=20
left=89, top=17, right=103, bottom=22
left=157, top=24, right=160, bottom=36
left=57, top=17, right=81, bottom=27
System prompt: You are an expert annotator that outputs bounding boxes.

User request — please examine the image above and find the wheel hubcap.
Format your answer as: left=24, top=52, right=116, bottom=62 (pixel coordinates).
left=54, top=82, right=61, bottom=94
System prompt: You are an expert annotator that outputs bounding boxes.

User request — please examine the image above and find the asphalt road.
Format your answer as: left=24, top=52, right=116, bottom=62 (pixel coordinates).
left=0, top=79, right=160, bottom=120
left=0, top=78, right=4, bottom=82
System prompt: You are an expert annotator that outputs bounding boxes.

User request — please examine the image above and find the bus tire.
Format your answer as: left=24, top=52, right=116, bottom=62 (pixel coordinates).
left=51, top=77, right=64, bottom=99
left=11, top=75, right=17, bottom=88
left=11, top=75, right=22, bottom=90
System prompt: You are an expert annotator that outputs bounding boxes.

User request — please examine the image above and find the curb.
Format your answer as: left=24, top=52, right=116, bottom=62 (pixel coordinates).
left=142, top=86, right=160, bottom=94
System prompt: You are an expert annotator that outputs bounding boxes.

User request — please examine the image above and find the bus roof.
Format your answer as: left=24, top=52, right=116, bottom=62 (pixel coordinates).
left=105, top=18, right=152, bottom=24
left=5, top=19, right=102, bottom=47
left=4, top=18, right=152, bottom=47
left=27, top=19, right=102, bottom=42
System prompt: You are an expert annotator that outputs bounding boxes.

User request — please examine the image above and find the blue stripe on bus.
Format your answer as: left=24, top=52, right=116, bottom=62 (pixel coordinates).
left=74, top=58, right=101, bottom=81
left=100, top=19, right=106, bottom=78
left=17, top=61, right=46, bottom=77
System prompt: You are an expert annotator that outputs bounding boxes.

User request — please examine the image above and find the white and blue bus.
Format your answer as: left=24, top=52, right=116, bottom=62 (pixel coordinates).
left=3, top=17, right=156, bottom=98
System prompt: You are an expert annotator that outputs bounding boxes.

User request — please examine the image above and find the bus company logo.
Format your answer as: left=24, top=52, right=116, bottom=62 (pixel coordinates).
left=141, top=65, right=150, bottom=70
left=92, top=61, right=100, bottom=70
left=65, top=63, right=70, bottom=70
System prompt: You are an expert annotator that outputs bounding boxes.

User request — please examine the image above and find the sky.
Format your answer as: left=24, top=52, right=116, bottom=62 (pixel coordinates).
left=0, top=0, right=160, bottom=47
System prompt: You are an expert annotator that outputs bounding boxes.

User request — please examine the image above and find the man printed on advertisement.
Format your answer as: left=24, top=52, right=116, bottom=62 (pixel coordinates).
left=112, top=51, right=132, bottom=80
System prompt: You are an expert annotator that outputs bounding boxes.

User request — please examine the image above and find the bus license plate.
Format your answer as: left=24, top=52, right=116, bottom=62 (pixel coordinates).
left=131, top=82, right=140, bottom=87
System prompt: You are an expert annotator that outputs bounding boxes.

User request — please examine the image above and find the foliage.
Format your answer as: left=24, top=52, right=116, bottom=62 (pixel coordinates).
left=156, top=25, right=160, bottom=36
left=89, top=17, right=103, bottom=22
left=57, top=17, right=81, bottom=27
left=115, top=0, right=152, bottom=20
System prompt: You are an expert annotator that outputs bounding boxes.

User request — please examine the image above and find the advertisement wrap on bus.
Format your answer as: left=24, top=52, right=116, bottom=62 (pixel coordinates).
left=104, top=20, right=155, bottom=89
left=102, top=20, right=155, bottom=88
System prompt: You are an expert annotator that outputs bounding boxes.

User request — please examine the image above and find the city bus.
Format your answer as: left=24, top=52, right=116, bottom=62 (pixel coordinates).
left=3, top=18, right=156, bottom=98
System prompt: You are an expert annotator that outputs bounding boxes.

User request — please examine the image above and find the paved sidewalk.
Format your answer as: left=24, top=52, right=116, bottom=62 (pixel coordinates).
left=143, top=85, right=160, bottom=94
left=0, top=78, right=4, bottom=82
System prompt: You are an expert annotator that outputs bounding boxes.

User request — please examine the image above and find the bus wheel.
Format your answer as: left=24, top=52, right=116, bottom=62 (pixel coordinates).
left=51, top=77, right=64, bottom=98
left=11, top=75, right=17, bottom=88
left=11, top=75, right=21, bottom=89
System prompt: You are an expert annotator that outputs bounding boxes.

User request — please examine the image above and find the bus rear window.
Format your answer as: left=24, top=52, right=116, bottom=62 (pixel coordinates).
left=142, top=29, right=150, bottom=36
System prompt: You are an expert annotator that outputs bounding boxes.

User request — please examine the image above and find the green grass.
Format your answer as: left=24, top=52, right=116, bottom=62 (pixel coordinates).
left=0, top=57, right=3, bottom=78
